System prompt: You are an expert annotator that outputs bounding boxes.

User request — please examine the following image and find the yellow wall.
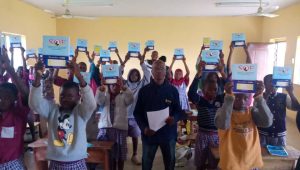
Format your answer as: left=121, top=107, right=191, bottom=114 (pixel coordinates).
left=56, top=17, right=263, bottom=78
left=0, top=0, right=56, bottom=49
left=262, top=3, right=300, bottom=106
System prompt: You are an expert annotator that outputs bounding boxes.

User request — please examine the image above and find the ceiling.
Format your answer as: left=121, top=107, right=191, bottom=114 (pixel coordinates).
left=23, top=0, right=300, bottom=17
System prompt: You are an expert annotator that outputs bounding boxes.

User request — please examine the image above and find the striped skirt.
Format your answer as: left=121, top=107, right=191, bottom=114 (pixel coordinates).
left=0, top=158, right=25, bottom=170
left=49, top=159, right=87, bottom=170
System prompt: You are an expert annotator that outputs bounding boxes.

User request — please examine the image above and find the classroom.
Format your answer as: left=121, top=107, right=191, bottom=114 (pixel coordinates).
left=0, top=0, right=300, bottom=170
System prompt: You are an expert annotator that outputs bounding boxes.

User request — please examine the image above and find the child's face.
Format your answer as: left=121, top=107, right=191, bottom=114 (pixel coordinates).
left=78, top=63, right=87, bottom=72
left=175, top=70, right=183, bottom=80
left=129, top=70, right=140, bottom=83
left=233, top=93, right=251, bottom=111
left=59, top=87, right=80, bottom=110
left=151, top=51, right=158, bottom=61
left=203, top=83, right=218, bottom=101
left=0, top=88, right=16, bottom=112
left=264, top=76, right=277, bottom=94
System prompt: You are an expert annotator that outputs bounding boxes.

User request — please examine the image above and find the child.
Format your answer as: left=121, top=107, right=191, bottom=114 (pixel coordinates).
left=142, top=46, right=158, bottom=72
left=215, top=81, right=273, bottom=170
left=188, top=62, right=224, bottom=170
left=0, top=48, right=29, bottom=169
left=95, top=77, right=134, bottom=170
left=258, top=74, right=300, bottom=146
left=169, top=56, right=190, bottom=111
left=122, top=52, right=151, bottom=165
left=29, top=60, right=96, bottom=169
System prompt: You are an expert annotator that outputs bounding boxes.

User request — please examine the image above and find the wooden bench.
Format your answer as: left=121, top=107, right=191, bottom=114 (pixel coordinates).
left=210, top=146, right=300, bottom=170
left=28, top=138, right=114, bottom=170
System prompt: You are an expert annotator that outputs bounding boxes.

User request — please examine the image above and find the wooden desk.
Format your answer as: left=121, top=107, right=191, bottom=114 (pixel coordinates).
left=28, top=138, right=114, bottom=170
left=210, top=146, right=300, bottom=170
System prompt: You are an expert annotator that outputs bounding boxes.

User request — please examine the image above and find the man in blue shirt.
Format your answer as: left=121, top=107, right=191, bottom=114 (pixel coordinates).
left=134, top=60, right=184, bottom=170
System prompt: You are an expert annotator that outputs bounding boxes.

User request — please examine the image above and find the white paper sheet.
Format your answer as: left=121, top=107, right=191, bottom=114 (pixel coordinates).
left=146, top=107, right=169, bottom=132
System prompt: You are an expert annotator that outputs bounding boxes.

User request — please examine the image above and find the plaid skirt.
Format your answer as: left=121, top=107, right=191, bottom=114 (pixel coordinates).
left=194, top=130, right=219, bottom=168
left=97, top=128, right=128, bottom=161
left=0, top=158, right=25, bottom=170
left=49, top=159, right=87, bottom=170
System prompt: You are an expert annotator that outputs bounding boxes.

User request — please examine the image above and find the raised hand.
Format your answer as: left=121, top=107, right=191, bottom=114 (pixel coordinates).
left=254, top=81, right=264, bottom=97
left=224, top=81, right=233, bottom=95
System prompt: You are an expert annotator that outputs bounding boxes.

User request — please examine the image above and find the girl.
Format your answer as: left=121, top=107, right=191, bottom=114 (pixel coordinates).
left=169, top=56, right=190, bottom=111
left=96, top=77, right=134, bottom=170
left=122, top=52, right=151, bottom=165
left=0, top=48, right=29, bottom=169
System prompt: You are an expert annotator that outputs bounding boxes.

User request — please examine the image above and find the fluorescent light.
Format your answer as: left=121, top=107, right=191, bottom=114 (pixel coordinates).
left=215, top=1, right=269, bottom=7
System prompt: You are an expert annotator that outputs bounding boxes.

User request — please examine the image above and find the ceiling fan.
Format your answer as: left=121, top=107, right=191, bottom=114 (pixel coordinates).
left=215, top=0, right=279, bottom=18
left=251, top=0, right=279, bottom=18
left=45, top=0, right=114, bottom=20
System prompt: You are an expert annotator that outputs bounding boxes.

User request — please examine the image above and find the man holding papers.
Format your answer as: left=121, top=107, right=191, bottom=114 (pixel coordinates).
left=134, top=60, right=184, bottom=170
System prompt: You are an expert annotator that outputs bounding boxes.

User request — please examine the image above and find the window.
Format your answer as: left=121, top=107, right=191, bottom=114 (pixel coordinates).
left=269, top=38, right=287, bottom=67
left=1, top=32, right=26, bottom=69
left=294, top=36, right=300, bottom=85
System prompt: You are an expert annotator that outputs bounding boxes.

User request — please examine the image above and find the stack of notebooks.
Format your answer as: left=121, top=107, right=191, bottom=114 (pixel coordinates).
left=266, top=145, right=288, bottom=157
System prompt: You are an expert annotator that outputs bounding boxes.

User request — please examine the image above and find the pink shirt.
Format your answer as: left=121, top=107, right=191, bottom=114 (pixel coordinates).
left=0, top=104, right=29, bottom=163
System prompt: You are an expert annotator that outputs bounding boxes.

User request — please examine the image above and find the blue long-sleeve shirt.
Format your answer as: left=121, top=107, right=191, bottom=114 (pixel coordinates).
left=133, top=80, right=184, bottom=144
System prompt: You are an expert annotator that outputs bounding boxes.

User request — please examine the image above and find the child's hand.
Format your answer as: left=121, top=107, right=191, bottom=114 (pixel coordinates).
left=20, top=47, right=25, bottom=56
left=217, top=58, right=225, bottom=73
left=125, top=52, right=130, bottom=61
left=9, top=47, right=14, bottom=54
left=67, top=60, right=81, bottom=77
left=182, top=56, right=186, bottom=62
left=225, top=81, right=233, bottom=95
left=254, top=81, right=264, bottom=97
left=144, top=47, right=150, bottom=53
left=91, top=52, right=95, bottom=61
left=196, top=61, right=205, bottom=77
left=144, top=127, right=155, bottom=136
left=229, top=42, right=234, bottom=52
left=34, top=60, right=44, bottom=83
left=115, top=48, right=119, bottom=54
left=165, top=116, right=175, bottom=126
left=286, top=84, right=294, bottom=94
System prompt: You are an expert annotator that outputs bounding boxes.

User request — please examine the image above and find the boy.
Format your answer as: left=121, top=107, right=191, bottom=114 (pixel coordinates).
left=215, top=81, right=273, bottom=170
left=29, top=60, right=96, bottom=169
left=259, top=74, right=300, bottom=146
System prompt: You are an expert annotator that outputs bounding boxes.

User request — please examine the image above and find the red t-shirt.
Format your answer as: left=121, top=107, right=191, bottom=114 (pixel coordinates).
left=0, top=103, right=29, bottom=163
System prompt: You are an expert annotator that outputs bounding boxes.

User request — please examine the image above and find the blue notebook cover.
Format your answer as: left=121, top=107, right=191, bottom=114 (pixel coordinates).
left=102, top=64, right=119, bottom=78
left=26, top=48, right=36, bottom=58
left=232, top=33, right=246, bottom=41
left=210, top=40, right=223, bottom=50
left=9, top=35, right=22, bottom=48
left=232, top=64, right=257, bottom=93
left=145, top=40, right=155, bottom=50
left=77, top=38, right=88, bottom=52
left=272, top=66, right=293, bottom=87
left=201, top=50, right=220, bottom=72
left=73, top=72, right=91, bottom=85
left=108, top=41, right=117, bottom=48
left=128, top=42, right=140, bottom=52
left=100, top=50, right=111, bottom=62
left=266, top=145, right=288, bottom=157
left=174, top=48, right=184, bottom=59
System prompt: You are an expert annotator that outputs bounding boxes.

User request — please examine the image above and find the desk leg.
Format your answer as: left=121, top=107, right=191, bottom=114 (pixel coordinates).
left=104, top=150, right=109, bottom=170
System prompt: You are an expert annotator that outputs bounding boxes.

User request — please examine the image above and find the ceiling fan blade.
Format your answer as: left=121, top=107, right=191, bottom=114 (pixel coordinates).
left=259, top=13, right=279, bottom=18
left=73, top=16, right=96, bottom=20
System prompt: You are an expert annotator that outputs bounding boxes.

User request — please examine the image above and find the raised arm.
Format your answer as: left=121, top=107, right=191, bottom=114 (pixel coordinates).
left=286, top=85, right=300, bottom=110
left=2, top=50, right=29, bottom=105
left=188, top=62, right=203, bottom=104
left=251, top=81, right=273, bottom=127
left=227, top=42, right=234, bottom=78
left=215, top=82, right=234, bottom=130
left=244, top=44, right=252, bottom=64
left=168, top=56, right=175, bottom=80
left=29, top=60, right=53, bottom=118
left=115, top=48, right=124, bottom=65
left=141, top=47, right=150, bottom=64
left=69, top=60, right=96, bottom=121
left=182, top=56, right=190, bottom=78
left=217, top=52, right=227, bottom=80
left=9, top=47, right=14, bottom=67
left=85, top=51, right=95, bottom=64
left=21, top=47, right=27, bottom=69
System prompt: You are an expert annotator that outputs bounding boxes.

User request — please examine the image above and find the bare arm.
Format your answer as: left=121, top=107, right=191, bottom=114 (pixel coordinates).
left=115, top=48, right=124, bottom=65
left=244, top=44, right=252, bottom=63
left=227, top=42, right=234, bottom=77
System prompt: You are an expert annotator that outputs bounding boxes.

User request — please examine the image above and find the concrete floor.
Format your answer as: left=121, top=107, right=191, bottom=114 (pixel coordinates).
left=24, top=111, right=300, bottom=170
